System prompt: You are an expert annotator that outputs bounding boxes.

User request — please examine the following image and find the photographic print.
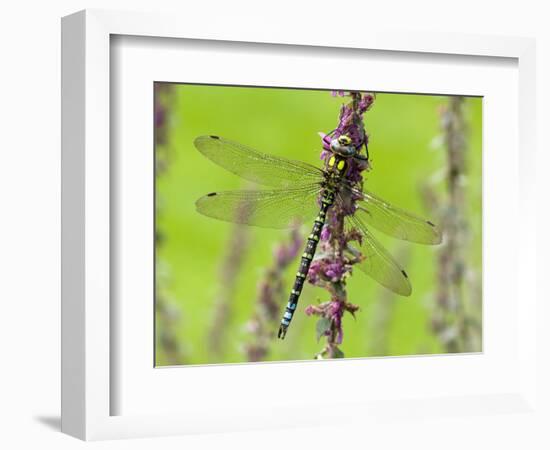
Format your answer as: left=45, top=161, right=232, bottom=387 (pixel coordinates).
left=154, top=84, right=482, bottom=366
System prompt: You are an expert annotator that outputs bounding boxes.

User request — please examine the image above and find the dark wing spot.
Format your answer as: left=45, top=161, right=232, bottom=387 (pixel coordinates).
left=426, top=220, right=435, bottom=227
left=207, top=192, right=217, bottom=197
left=209, top=135, right=220, bottom=140
left=401, top=269, right=408, bottom=278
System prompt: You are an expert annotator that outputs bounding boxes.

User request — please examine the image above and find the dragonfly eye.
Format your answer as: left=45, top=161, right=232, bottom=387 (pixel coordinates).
left=338, top=135, right=352, bottom=145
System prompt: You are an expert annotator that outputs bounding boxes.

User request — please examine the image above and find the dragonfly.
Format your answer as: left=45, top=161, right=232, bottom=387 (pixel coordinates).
left=194, top=134, right=442, bottom=339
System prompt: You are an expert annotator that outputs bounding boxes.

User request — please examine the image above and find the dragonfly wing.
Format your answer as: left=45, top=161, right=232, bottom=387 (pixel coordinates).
left=194, top=135, right=323, bottom=188
left=349, top=187, right=442, bottom=244
left=347, top=214, right=412, bottom=296
left=196, top=184, right=321, bottom=229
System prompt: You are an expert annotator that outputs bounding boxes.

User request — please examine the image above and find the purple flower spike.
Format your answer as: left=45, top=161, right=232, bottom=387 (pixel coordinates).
left=324, top=261, right=345, bottom=281
left=308, top=91, right=375, bottom=358
left=336, top=328, right=343, bottom=345
left=327, top=92, right=375, bottom=152
left=345, top=158, right=370, bottom=184
left=358, top=94, right=375, bottom=112
left=328, top=300, right=342, bottom=316
left=318, top=132, right=333, bottom=154
left=307, top=260, right=322, bottom=284
left=327, top=300, right=345, bottom=344
left=305, top=304, right=325, bottom=316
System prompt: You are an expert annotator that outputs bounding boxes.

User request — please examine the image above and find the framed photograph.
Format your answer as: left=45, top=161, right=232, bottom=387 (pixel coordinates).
left=153, top=84, right=482, bottom=366
left=61, top=9, right=537, bottom=441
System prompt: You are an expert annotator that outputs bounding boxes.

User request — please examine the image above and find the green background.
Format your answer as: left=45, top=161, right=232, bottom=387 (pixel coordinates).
left=155, top=85, right=482, bottom=366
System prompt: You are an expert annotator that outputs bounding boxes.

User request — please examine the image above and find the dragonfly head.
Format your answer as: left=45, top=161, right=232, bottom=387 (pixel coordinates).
left=330, top=134, right=357, bottom=158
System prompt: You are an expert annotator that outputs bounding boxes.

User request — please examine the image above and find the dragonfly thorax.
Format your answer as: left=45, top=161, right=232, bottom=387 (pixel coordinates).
left=326, top=153, right=348, bottom=177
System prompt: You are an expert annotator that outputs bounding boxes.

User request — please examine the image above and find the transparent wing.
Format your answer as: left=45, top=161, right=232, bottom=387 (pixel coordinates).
left=344, top=185, right=442, bottom=244
left=196, top=184, right=322, bottom=229
left=194, top=135, right=323, bottom=188
left=346, top=213, right=412, bottom=296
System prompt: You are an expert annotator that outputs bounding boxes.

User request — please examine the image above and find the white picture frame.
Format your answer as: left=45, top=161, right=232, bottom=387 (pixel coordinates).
left=61, top=9, right=537, bottom=441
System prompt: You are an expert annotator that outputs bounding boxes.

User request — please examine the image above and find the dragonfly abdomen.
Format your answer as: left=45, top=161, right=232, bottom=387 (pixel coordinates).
left=278, top=189, right=335, bottom=339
